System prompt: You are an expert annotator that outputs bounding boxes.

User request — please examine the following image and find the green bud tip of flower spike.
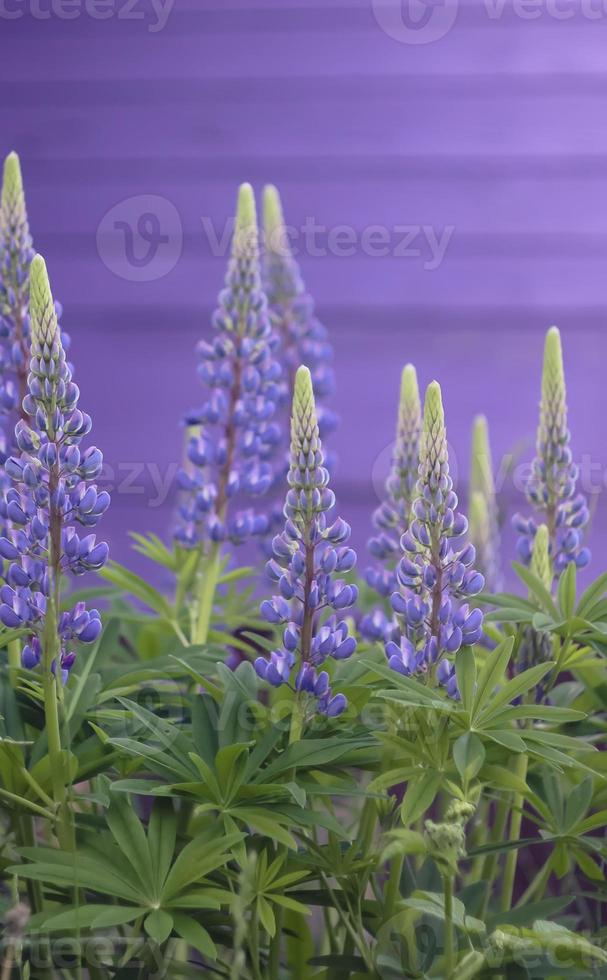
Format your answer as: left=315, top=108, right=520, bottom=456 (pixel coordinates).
left=292, top=364, right=318, bottom=447
left=263, top=183, right=288, bottom=255
left=541, top=326, right=566, bottom=426
left=470, top=414, right=495, bottom=500
left=530, top=523, right=552, bottom=593
left=468, top=491, right=489, bottom=543
left=399, top=363, right=421, bottom=426
left=232, top=182, right=258, bottom=258
left=2, top=151, right=24, bottom=213
left=420, top=380, right=447, bottom=473
left=29, top=254, right=59, bottom=350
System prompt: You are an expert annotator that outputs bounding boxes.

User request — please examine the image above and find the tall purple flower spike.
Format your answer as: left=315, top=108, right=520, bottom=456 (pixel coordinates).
left=175, top=183, right=282, bottom=550
left=260, top=186, right=337, bottom=551
left=0, top=153, right=69, bottom=459
left=0, top=256, right=109, bottom=681
left=361, top=364, right=421, bottom=642
left=254, top=366, right=357, bottom=718
left=513, top=327, right=589, bottom=578
left=262, top=185, right=337, bottom=447
left=387, top=381, right=484, bottom=699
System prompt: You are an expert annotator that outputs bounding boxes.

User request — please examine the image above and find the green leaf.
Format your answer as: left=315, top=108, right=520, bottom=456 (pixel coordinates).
left=453, top=733, right=485, bottom=784
left=455, top=647, right=476, bottom=713
left=557, top=561, right=577, bottom=619
left=513, top=562, right=559, bottom=617
left=33, top=905, right=144, bottom=933
left=479, top=662, right=555, bottom=722
left=471, top=637, right=513, bottom=721
left=172, top=913, right=217, bottom=959
left=148, top=800, right=177, bottom=890
left=162, top=832, right=241, bottom=900
left=144, top=909, right=173, bottom=945
left=106, top=794, right=154, bottom=897
left=101, top=561, right=173, bottom=619
left=400, top=771, right=442, bottom=825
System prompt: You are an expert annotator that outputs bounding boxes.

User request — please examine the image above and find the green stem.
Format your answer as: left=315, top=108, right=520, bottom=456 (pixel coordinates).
left=444, top=876, right=454, bottom=976
left=193, top=545, right=222, bottom=645
left=288, top=694, right=305, bottom=746
left=480, top=797, right=510, bottom=916
left=516, top=855, right=552, bottom=908
left=500, top=753, right=529, bottom=912
left=7, top=637, right=21, bottom=688
left=268, top=695, right=304, bottom=979
left=383, top=853, right=404, bottom=922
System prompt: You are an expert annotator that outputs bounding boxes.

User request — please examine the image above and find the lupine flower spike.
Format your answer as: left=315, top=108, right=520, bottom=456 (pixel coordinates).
left=0, top=153, right=67, bottom=454
left=361, top=364, right=421, bottom=641
left=387, top=381, right=484, bottom=698
left=0, top=255, right=109, bottom=683
left=262, top=185, right=336, bottom=441
left=514, top=327, right=589, bottom=576
left=516, top=524, right=553, bottom=700
left=254, top=366, right=357, bottom=722
left=468, top=414, right=501, bottom=592
left=175, top=184, right=282, bottom=643
left=261, top=185, right=337, bottom=551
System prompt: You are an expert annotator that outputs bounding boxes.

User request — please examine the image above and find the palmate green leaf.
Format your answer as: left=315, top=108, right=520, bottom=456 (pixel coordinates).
left=148, top=800, right=177, bottom=889
left=453, top=732, right=485, bottom=784
left=455, top=647, right=476, bottom=712
left=557, top=561, right=577, bottom=618
left=471, top=636, right=513, bottom=719
left=260, top=736, right=375, bottom=781
left=101, top=561, right=174, bottom=619
left=7, top=856, right=143, bottom=904
left=512, top=562, right=560, bottom=617
left=575, top=570, right=607, bottom=618
left=362, top=658, right=455, bottom=710
left=162, top=832, right=242, bottom=901
left=105, top=793, right=155, bottom=897
left=400, top=770, right=442, bottom=824
left=172, top=913, right=217, bottom=959
left=476, top=661, right=555, bottom=723
left=399, top=890, right=486, bottom=935
left=480, top=763, right=529, bottom=794
left=30, top=904, right=145, bottom=933
left=144, top=909, right=173, bottom=945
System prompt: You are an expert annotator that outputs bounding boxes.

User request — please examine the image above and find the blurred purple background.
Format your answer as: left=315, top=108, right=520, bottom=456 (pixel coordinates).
left=2, top=0, right=606, bottom=578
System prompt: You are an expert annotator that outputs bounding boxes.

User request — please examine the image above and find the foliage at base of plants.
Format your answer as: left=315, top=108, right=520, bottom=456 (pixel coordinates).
left=0, top=161, right=606, bottom=980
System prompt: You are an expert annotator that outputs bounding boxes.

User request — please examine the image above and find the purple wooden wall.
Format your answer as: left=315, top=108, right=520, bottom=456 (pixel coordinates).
left=2, top=0, right=606, bottom=574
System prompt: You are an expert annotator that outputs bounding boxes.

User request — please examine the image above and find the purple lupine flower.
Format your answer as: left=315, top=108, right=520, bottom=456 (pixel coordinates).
left=0, top=255, right=109, bottom=679
left=175, top=184, right=281, bottom=549
left=361, top=364, right=421, bottom=641
left=0, top=153, right=69, bottom=454
left=513, top=327, right=589, bottom=577
left=260, top=186, right=337, bottom=548
left=387, top=381, right=484, bottom=699
left=254, top=365, right=357, bottom=718
left=262, top=185, right=337, bottom=446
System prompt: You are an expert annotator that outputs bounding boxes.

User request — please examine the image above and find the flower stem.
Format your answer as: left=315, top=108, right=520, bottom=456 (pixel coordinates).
left=7, top=638, right=21, bottom=688
left=444, top=875, right=454, bottom=976
left=193, top=544, right=221, bottom=645
left=500, top=752, right=529, bottom=912
left=383, top=853, right=404, bottom=922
